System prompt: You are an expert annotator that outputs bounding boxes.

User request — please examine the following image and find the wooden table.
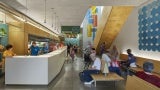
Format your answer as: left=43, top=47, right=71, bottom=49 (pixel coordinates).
left=91, top=73, right=124, bottom=87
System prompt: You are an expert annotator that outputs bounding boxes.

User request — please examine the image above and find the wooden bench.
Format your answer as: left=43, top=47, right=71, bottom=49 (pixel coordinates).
left=120, top=54, right=160, bottom=75
left=126, top=75, right=160, bottom=90
left=91, top=59, right=124, bottom=87
left=91, top=72, right=124, bottom=87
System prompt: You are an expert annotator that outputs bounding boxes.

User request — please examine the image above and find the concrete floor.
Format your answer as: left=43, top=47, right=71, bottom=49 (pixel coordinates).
left=0, top=57, right=125, bottom=90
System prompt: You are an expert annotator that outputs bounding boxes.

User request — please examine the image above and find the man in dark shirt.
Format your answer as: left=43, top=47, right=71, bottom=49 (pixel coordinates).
left=127, top=49, right=137, bottom=67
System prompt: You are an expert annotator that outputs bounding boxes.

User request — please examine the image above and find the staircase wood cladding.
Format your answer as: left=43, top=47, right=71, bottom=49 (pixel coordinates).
left=94, top=6, right=133, bottom=54
left=93, top=6, right=112, bottom=49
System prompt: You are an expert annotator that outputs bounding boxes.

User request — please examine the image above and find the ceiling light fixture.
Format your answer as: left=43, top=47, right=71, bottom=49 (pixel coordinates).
left=54, top=12, right=56, bottom=30
left=44, top=0, right=47, bottom=23
left=57, top=16, right=61, bottom=33
left=51, top=8, right=54, bottom=28
left=26, top=0, right=28, bottom=14
left=56, top=16, right=58, bottom=32
left=25, top=0, right=28, bottom=22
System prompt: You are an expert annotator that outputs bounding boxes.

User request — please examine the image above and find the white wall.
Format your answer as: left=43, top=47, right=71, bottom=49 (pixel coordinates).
left=82, top=18, right=93, bottom=49
left=113, top=0, right=160, bottom=60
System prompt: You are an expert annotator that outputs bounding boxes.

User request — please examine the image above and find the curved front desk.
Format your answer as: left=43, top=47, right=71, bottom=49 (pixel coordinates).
left=5, top=47, right=67, bottom=85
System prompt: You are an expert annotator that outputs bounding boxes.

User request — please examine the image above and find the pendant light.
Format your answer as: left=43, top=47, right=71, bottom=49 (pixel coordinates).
left=57, top=16, right=60, bottom=33
left=26, top=0, right=28, bottom=14
left=56, top=16, right=58, bottom=32
left=54, top=12, right=56, bottom=30
left=25, top=0, right=28, bottom=21
left=44, top=0, right=47, bottom=23
left=51, top=8, right=54, bottom=28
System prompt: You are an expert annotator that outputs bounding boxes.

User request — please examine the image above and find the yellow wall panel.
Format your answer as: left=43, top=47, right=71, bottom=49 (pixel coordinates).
left=95, top=6, right=134, bottom=54
left=8, top=25, right=25, bottom=55
left=94, top=6, right=112, bottom=48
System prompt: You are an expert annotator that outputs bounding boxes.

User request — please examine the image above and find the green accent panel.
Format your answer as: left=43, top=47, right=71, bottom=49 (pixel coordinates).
left=0, top=24, right=8, bottom=74
left=0, top=24, right=8, bottom=46
left=61, top=26, right=80, bottom=33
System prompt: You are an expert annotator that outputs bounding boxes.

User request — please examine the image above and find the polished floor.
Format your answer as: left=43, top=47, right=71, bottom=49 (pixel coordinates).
left=0, top=56, right=125, bottom=90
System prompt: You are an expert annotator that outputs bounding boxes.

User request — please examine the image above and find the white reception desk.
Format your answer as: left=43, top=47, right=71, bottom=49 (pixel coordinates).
left=5, top=47, right=67, bottom=85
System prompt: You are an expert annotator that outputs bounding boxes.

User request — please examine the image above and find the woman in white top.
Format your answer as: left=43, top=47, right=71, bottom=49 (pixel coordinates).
left=80, top=53, right=101, bottom=84
left=102, top=50, right=121, bottom=76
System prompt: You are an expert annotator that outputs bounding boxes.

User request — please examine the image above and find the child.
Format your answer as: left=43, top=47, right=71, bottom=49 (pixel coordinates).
left=70, top=47, right=75, bottom=62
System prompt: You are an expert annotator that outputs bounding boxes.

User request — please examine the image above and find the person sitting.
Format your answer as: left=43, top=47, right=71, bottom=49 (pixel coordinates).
left=136, top=61, right=160, bottom=88
left=109, top=58, right=121, bottom=76
left=90, top=48, right=96, bottom=59
left=126, top=49, right=137, bottom=67
left=84, top=48, right=95, bottom=69
left=80, top=53, right=101, bottom=84
left=102, top=50, right=111, bottom=68
left=103, top=49, right=121, bottom=76
left=110, top=45, right=119, bottom=60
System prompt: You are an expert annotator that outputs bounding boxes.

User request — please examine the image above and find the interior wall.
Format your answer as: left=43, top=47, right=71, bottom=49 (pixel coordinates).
left=113, top=0, right=160, bottom=60
left=8, top=24, right=25, bottom=55
left=82, top=18, right=93, bottom=49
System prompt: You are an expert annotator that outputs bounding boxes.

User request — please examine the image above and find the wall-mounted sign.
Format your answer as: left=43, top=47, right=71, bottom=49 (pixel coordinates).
left=61, top=26, right=80, bottom=34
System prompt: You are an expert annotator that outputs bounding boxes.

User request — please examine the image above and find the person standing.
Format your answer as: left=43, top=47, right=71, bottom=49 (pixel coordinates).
left=3, top=44, right=16, bottom=57
left=70, top=46, right=75, bottom=62
left=29, top=41, right=40, bottom=56
left=100, top=42, right=106, bottom=56
left=2, top=44, right=16, bottom=72
left=67, top=44, right=71, bottom=56
left=42, top=43, right=49, bottom=54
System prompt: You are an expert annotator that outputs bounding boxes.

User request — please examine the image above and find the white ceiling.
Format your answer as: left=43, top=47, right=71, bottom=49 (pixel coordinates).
left=0, top=0, right=149, bottom=34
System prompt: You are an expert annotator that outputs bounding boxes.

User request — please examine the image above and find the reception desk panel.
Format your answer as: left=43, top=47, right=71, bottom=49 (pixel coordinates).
left=5, top=47, right=67, bottom=85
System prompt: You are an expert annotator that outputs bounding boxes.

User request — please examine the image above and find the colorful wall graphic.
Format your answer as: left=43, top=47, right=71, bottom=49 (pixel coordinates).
left=86, top=6, right=98, bottom=40
left=138, top=0, right=160, bottom=51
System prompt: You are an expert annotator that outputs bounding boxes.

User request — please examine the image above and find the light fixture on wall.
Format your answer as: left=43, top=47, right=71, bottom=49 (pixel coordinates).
left=13, top=15, right=25, bottom=22
left=44, top=0, right=47, bottom=23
